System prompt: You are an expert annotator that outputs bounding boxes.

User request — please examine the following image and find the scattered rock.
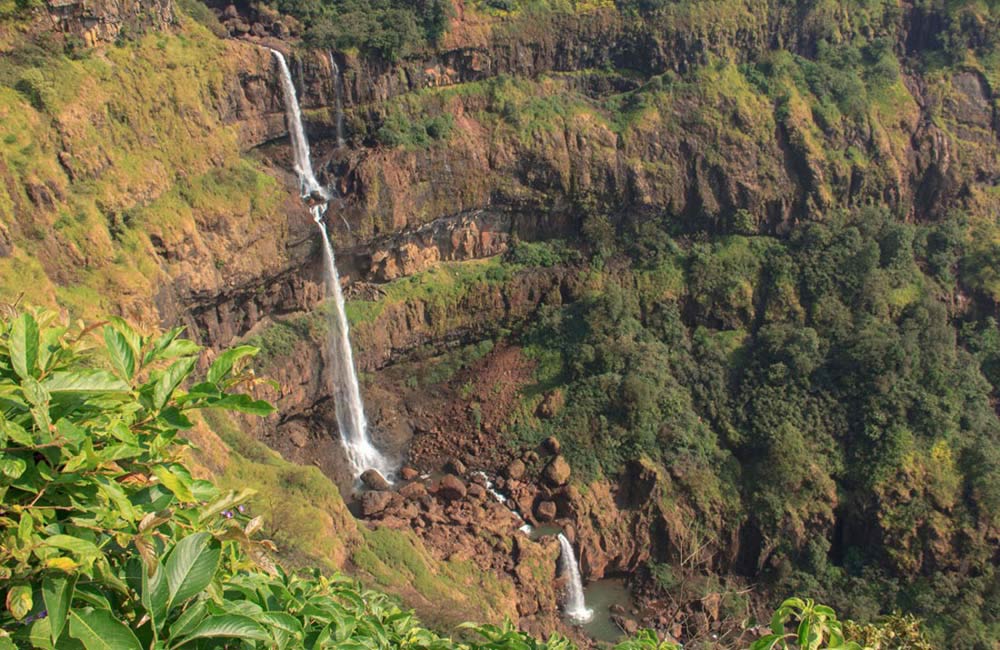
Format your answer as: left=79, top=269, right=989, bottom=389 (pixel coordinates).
left=399, top=481, right=427, bottom=500
left=444, top=457, right=467, bottom=476
left=222, top=4, right=238, bottom=19
left=506, top=459, right=526, bottom=480
left=542, top=455, right=571, bottom=486
left=399, top=466, right=419, bottom=481
left=286, top=425, right=309, bottom=449
left=360, top=490, right=395, bottom=517
left=535, top=500, right=557, bottom=522
left=543, top=436, right=561, bottom=455
left=467, top=484, right=486, bottom=500
left=437, top=474, right=467, bottom=501
left=523, top=450, right=540, bottom=464
left=361, top=469, right=391, bottom=491
left=610, top=604, right=626, bottom=615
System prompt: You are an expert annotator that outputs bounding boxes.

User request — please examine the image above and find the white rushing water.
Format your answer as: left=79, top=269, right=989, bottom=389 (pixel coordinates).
left=558, top=534, right=594, bottom=624
left=271, top=50, right=322, bottom=196
left=328, top=52, right=346, bottom=148
left=271, top=48, right=393, bottom=481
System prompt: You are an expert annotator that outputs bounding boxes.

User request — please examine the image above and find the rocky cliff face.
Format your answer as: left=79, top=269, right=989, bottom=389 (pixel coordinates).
left=43, top=0, right=175, bottom=46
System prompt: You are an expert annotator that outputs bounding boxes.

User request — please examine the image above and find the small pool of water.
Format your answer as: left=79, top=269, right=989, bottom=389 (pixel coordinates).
left=528, top=523, right=563, bottom=540
left=572, top=578, right=634, bottom=644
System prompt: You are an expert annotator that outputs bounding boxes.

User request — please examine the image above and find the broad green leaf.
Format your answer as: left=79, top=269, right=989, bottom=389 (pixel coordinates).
left=167, top=600, right=207, bottom=640
left=748, top=637, right=783, bottom=650
left=798, top=620, right=812, bottom=650
left=260, top=611, right=303, bottom=640
left=37, top=324, right=66, bottom=375
left=106, top=317, right=141, bottom=363
left=153, top=357, right=196, bottom=411
left=207, top=346, right=258, bottom=385
left=770, top=610, right=787, bottom=636
left=0, top=456, right=26, bottom=479
left=207, top=393, right=274, bottom=416
left=151, top=465, right=196, bottom=503
left=22, top=376, right=50, bottom=407
left=11, top=313, right=39, bottom=379
left=44, top=535, right=101, bottom=563
left=6, top=584, right=32, bottom=620
left=1, top=420, right=32, bottom=446
left=42, top=371, right=130, bottom=396
left=103, top=328, right=135, bottom=382
left=26, top=616, right=55, bottom=650
left=165, top=533, right=221, bottom=611
left=144, top=326, right=186, bottom=365
left=68, top=608, right=141, bottom=650
left=42, top=573, right=77, bottom=643
left=142, top=562, right=169, bottom=630
left=170, top=614, right=268, bottom=648
left=157, top=338, right=201, bottom=362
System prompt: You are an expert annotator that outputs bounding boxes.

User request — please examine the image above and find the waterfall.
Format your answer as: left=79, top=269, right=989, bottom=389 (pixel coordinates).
left=271, top=48, right=393, bottom=481
left=271, top=50, right=322, bottom=196
left=329, top=52, right=346, bottom=148
left=317, top=226, right=394, bottom=479
left=558, top=534, right=594, bottom=624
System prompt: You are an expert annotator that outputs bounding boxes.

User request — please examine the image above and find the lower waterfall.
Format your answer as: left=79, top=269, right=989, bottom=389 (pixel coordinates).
left=558, top=533, right=594, bottom=624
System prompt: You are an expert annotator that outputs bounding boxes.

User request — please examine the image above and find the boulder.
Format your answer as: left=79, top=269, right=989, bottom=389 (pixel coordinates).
left=360, top=490, right=395, bottom=517
left=399, top=481, right=427, bottom=500
left=361, top=469, right=391, bottom=491
left=467, top=484, right=486, bottom=500
left=222, top=3, right=239, bottom=19
left=444, top=457, right=467, bottom=476
left=437, top=474, right=467, bottom=501
left=399, top=466, right=419, bottom=481
left=535, top=500, right=557, bottom=522
left=506, top=459, right=526, bottom=480
left=543, top=436, right=561, bottom=455
left=542, top=455, right=571, bottom=486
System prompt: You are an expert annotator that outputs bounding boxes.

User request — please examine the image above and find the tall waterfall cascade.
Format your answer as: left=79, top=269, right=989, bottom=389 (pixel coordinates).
left=271, top=49, right=394, bottom=481
left=557, top=534, right=594, bottom=624
left=328, top=53, right=346, bottom=149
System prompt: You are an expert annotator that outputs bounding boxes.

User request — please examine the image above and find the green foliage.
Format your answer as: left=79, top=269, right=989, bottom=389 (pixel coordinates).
left=750, top=598, right=860, bottom=650
left=376, top=111, right=454, bottom=149
left=289, top=0, right=452, bottom=60
left=508, top=207, right=999, bottom=647
left=506, top=239, right=579, bottom=268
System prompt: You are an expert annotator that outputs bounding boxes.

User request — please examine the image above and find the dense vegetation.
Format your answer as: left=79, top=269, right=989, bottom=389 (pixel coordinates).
left=504, top=207, right=999, bottom=649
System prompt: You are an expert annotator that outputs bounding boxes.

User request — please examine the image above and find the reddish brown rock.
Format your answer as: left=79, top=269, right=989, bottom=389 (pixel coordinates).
left=438, top=474, right=467, bottom=501
left=399, top=481, right=428, bottom=500
left=535, top=500, right=557, bottom=522
left=506, top=459, right=526, bottom=480
left=360, top=490, right=396, bottom=517
left=399, top=466, right=419, bottom=481
left=467, top=484, right=486, bottom=500
left=542, top=455, right=571, bottom=486
left=361, top=469, right=391, bottom=491
left=543, top=436, right=561, bottom=455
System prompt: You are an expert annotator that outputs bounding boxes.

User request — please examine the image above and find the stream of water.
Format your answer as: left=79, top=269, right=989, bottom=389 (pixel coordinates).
left=271, top=49, right=393, bottom=481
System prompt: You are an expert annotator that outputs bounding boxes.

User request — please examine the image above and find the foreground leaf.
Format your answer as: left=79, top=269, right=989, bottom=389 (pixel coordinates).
left=68, top=608, right=141, bottom=650
left=165, top=533, right=221, bottom=611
